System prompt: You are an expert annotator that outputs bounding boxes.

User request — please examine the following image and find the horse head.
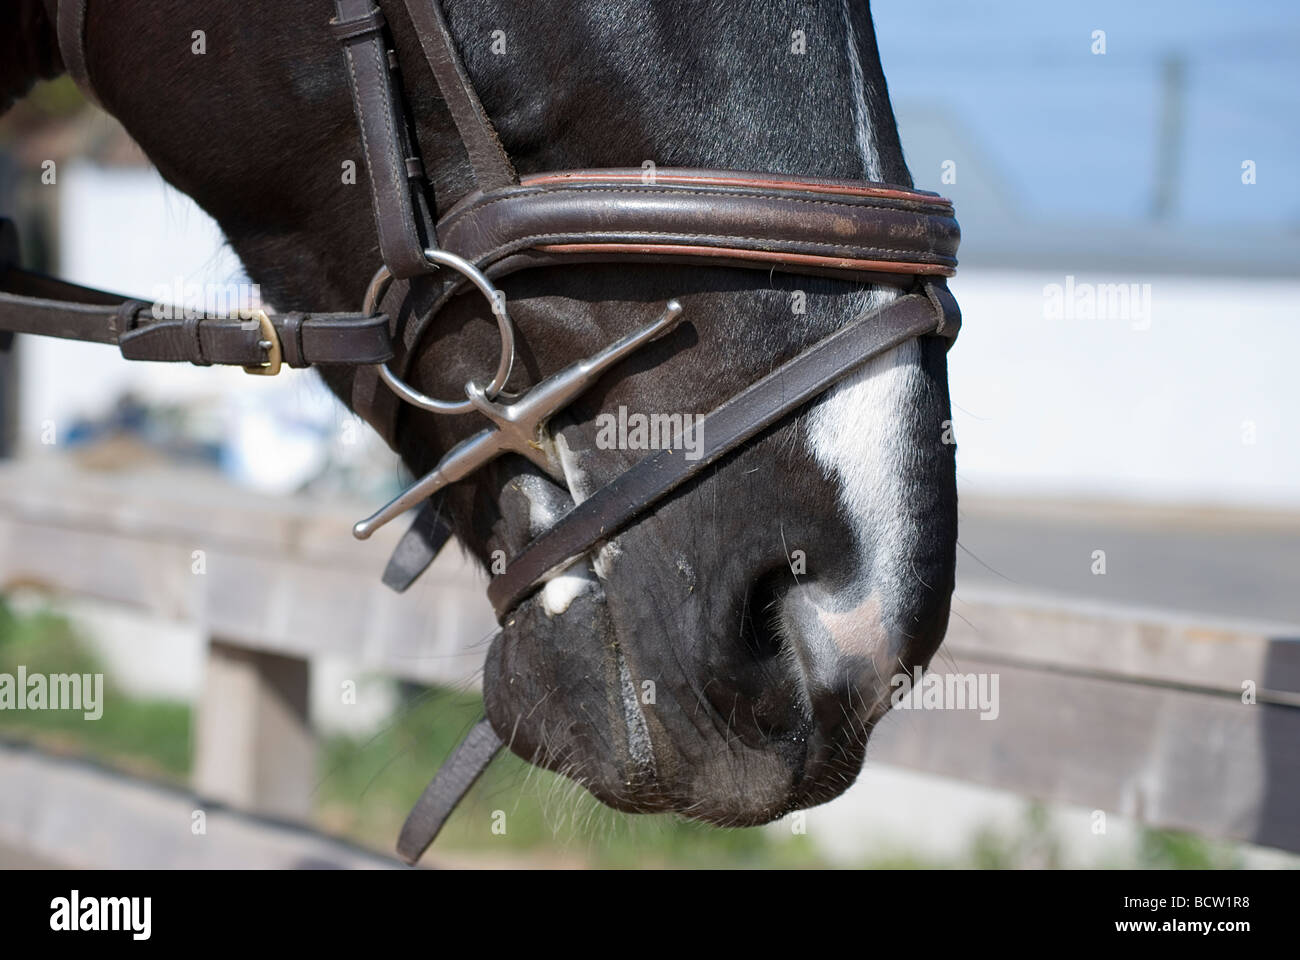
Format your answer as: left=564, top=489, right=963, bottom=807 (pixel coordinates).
left=10, top=0, right=958, bottom=828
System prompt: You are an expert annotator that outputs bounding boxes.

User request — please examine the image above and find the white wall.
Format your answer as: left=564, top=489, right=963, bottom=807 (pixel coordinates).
left=949, top=269, right=1300, bottom=508
left=21, top=162, right=252, bottom=426
left=19, top=162, right=384, bottom=494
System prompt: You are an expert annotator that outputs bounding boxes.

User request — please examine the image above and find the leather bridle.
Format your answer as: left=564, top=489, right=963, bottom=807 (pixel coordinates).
left=3, top=0, right=962, bottom=864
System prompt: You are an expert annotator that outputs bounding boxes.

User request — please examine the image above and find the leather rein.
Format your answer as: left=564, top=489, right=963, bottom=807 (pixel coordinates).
left=4, top=0, right=962, bottom=864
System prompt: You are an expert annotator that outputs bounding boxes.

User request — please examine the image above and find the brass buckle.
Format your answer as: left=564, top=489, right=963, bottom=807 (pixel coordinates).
left=241, top=309, right=282, bottom=376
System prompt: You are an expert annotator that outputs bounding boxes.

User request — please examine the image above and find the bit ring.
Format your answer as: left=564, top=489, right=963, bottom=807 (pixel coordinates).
left=363, top=248, right=515, bottom=416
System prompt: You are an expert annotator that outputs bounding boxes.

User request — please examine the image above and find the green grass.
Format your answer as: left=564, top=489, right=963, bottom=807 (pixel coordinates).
left=0, top=597, right=191, bottom=779
left=1136, top=825, right=1243, bottom=870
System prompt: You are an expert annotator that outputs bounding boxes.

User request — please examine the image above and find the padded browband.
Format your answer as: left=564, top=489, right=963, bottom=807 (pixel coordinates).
left=438, top=168, right=958, bottom=283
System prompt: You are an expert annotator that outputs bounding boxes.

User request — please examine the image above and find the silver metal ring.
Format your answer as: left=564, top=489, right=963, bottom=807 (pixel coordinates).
left=363, top=248, right=515, bottom=416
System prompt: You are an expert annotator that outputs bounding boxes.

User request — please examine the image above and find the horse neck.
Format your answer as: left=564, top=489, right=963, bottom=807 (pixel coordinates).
left=435, top=0, right=912, bottom=187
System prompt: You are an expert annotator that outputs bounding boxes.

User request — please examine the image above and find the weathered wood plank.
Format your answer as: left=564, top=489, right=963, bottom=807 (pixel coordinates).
left=0, top=462, right=495, bottom=686
left=950, top=586, right=1300, bottom=700
left=0, top=740, right=399, bottom=869
left=192, top=640, right=314, bottom=820
left=869, top=655, right=1300, bottom=852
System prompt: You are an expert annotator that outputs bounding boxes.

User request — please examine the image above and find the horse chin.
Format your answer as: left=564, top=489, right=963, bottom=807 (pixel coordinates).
left=482, top=576, right=864, bottom=827
left=484, top=586, right=651, bottom=810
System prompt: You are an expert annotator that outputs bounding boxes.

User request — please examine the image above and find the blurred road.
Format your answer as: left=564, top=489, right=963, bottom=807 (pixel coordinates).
left=957, top=498, right=1300, bottom=626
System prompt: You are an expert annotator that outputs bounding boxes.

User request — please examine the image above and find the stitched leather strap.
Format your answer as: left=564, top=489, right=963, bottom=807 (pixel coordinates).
left=401, top=0, right=517, bottom=191
left=436, top=169, right=958, bottom=281
left=383, top=168, right=959, bottom=400
left=396, top=717, right=502, bottom=864
left=117, top=311, right=393, bottom=366
left=0, top=259, right=393, bottom=368
left=332, top=0, right=437, bottom=278
left=485, top=282, right=960, bottom=619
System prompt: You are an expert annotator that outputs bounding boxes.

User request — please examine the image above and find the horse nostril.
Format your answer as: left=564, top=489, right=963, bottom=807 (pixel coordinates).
left=739, top=567, right=790, bottom=661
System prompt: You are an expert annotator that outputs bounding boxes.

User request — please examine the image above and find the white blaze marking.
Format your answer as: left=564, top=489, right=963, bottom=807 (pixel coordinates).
left=804, top=290, right=926, bottom=648
left=841, top=0, right=882, bottom=180
left=795, top=4, right=924, bottom=661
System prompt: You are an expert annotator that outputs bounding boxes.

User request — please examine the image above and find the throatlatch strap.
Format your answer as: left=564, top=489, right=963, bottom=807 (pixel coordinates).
left=332, top=0, right=438, bottom=278
left=0, top=236, right=394, bottom=369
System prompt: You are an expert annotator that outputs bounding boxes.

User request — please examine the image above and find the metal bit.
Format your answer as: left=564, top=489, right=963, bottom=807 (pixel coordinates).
left=354, top=299, right=684, bottom=540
